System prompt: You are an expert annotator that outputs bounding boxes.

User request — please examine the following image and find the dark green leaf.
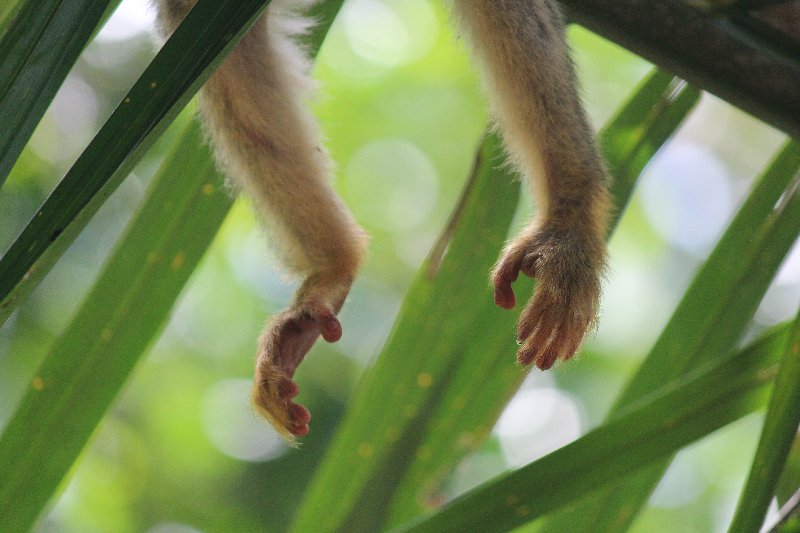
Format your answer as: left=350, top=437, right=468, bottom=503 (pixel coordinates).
left=0, top=0, right=272, bottom=325
left=0, top=0, right=114, bottom=187
left=385, top=69, right=701, bottom=527
left=0, top=4, right=341, bottom=528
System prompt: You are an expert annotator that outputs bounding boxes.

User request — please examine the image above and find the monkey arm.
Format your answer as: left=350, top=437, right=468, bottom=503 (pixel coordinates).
left=156, top=0, right=366, bottom=440
left=154, top=0, right=610, bottom=440
left=455, top=0, right=612, bottom=369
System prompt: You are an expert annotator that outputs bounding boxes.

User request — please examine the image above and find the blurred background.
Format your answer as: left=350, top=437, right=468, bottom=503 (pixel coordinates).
left=0, top=0, right=797, bottom=531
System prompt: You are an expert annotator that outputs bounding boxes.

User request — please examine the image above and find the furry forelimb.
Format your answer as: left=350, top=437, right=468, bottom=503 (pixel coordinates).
left=154, top=0, right=611, bottom=439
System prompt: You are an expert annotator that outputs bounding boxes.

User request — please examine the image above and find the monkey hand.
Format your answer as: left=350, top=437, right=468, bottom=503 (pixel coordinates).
left=492, top=225, right=605, bottom=370
left=250, top=295, right=344, bottom=442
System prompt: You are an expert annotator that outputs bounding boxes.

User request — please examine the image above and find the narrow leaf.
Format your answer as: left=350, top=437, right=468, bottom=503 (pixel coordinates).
left=0, top=0, right=115, bottom=188
left=291, top=134, right=521, bottom=533
left=729, top=305, right=800, bottom=532
left=293, top=69, right=698, bottom=532
left=0, top=2, right=20, bottom=32
left=603, top=72, right=700, bottom=230
left=0, top=117, right=230, bottom=532
left=777, top=435, right=800, bottom=506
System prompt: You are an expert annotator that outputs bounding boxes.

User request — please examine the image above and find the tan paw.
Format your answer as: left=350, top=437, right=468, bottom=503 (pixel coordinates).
left=250, top=300, right=342, bottom=441
left=492, top=227, right=604, bottom=369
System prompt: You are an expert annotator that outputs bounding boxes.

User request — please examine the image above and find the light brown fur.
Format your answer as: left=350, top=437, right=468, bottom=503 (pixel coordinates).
left=154, top=0, right=610, bottom=439
left=456, top=1, right=611, bottom=370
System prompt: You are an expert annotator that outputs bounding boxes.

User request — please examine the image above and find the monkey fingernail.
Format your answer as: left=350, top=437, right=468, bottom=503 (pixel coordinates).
left=290, top=403, right=312, bottom=425
left=278, top=378, right=300, bottom=399
left=291, top=424, right=310, bottom=437
left=320, top=316, right=342, bottom=343
left=536, top=354, right=557, bottom=371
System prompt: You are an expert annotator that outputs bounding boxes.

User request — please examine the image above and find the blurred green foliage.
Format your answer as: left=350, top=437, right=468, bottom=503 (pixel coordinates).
left=1, top=1, right=799, bottom=532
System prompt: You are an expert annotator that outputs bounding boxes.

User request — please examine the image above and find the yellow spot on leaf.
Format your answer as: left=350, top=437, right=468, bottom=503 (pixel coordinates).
left=32, top=377, right=45, bottom=391
left=171, top=252, right=186, bottom=271
left=506, top=495, right=519, bottom=506
left=415, top=446, right=432, bottom=460
left=147, top=252, right=161, bottom=265
left=452, top=395, right=467, bottom=410
left=417, top=372, right=433, bottom=388
left=357, top=443, right=374, bottom=458
left=515, top=505, right=530, bottom=517
left=202, top=183, right=215, bottom=195
left=385, top=427, right=400, bottom=443
left=456, top=432, right=475, bottom=449
left=124, top=97, right=131, bottom=104
left=149, top=81, right=157, bottom=89
left=101, top=328, right=113, bottom=342
left=404, top=405, right=418, bottom=419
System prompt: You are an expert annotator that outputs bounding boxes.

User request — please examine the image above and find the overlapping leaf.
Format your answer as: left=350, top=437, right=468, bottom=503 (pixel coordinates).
left=729, top=307, right=800, bottom=532
left=0, top=116, right=231, bottom=532
left=293, top=70, right=701, bottom=532
left=398, top=322, right=790, bottom=532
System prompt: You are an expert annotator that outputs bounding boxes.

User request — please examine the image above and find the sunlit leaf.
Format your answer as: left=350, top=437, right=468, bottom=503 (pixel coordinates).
left=291, top=133, right=520, bottom=532
left=777, top=435, right=800, bottom=506
left=0, top=117, right=230, bottom=532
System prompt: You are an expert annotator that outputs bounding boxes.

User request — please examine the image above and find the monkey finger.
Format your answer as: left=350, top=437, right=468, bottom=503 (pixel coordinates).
left=289, top=402, right=311, bottom=425
left=494, top=283, right=517, bottom=310
left=287, top=403, right=311, bottom=436
left=517, top=308, right=545, bottom=343
left=516, top=308, right=559, bottom=366
left=535, top=352, right=558, bottom=370
left=298, top=300, right=343, bottom=343
left=319, top=314, right=342, bottom=343
left=291, top=423, right=310, bottom=437
left=492, top=250, right=527, bottom=309
left=278, top=377, right=300, bottom=399
left=492, top=269, right=520, bottom=309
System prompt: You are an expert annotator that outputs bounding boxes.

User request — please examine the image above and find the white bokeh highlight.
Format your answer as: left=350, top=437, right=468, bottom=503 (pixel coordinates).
left=494, top=388, right=583, bottom=468
left=201, top=379, right=288, bottom=462
left=640, top=142, right=734, bottom=255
